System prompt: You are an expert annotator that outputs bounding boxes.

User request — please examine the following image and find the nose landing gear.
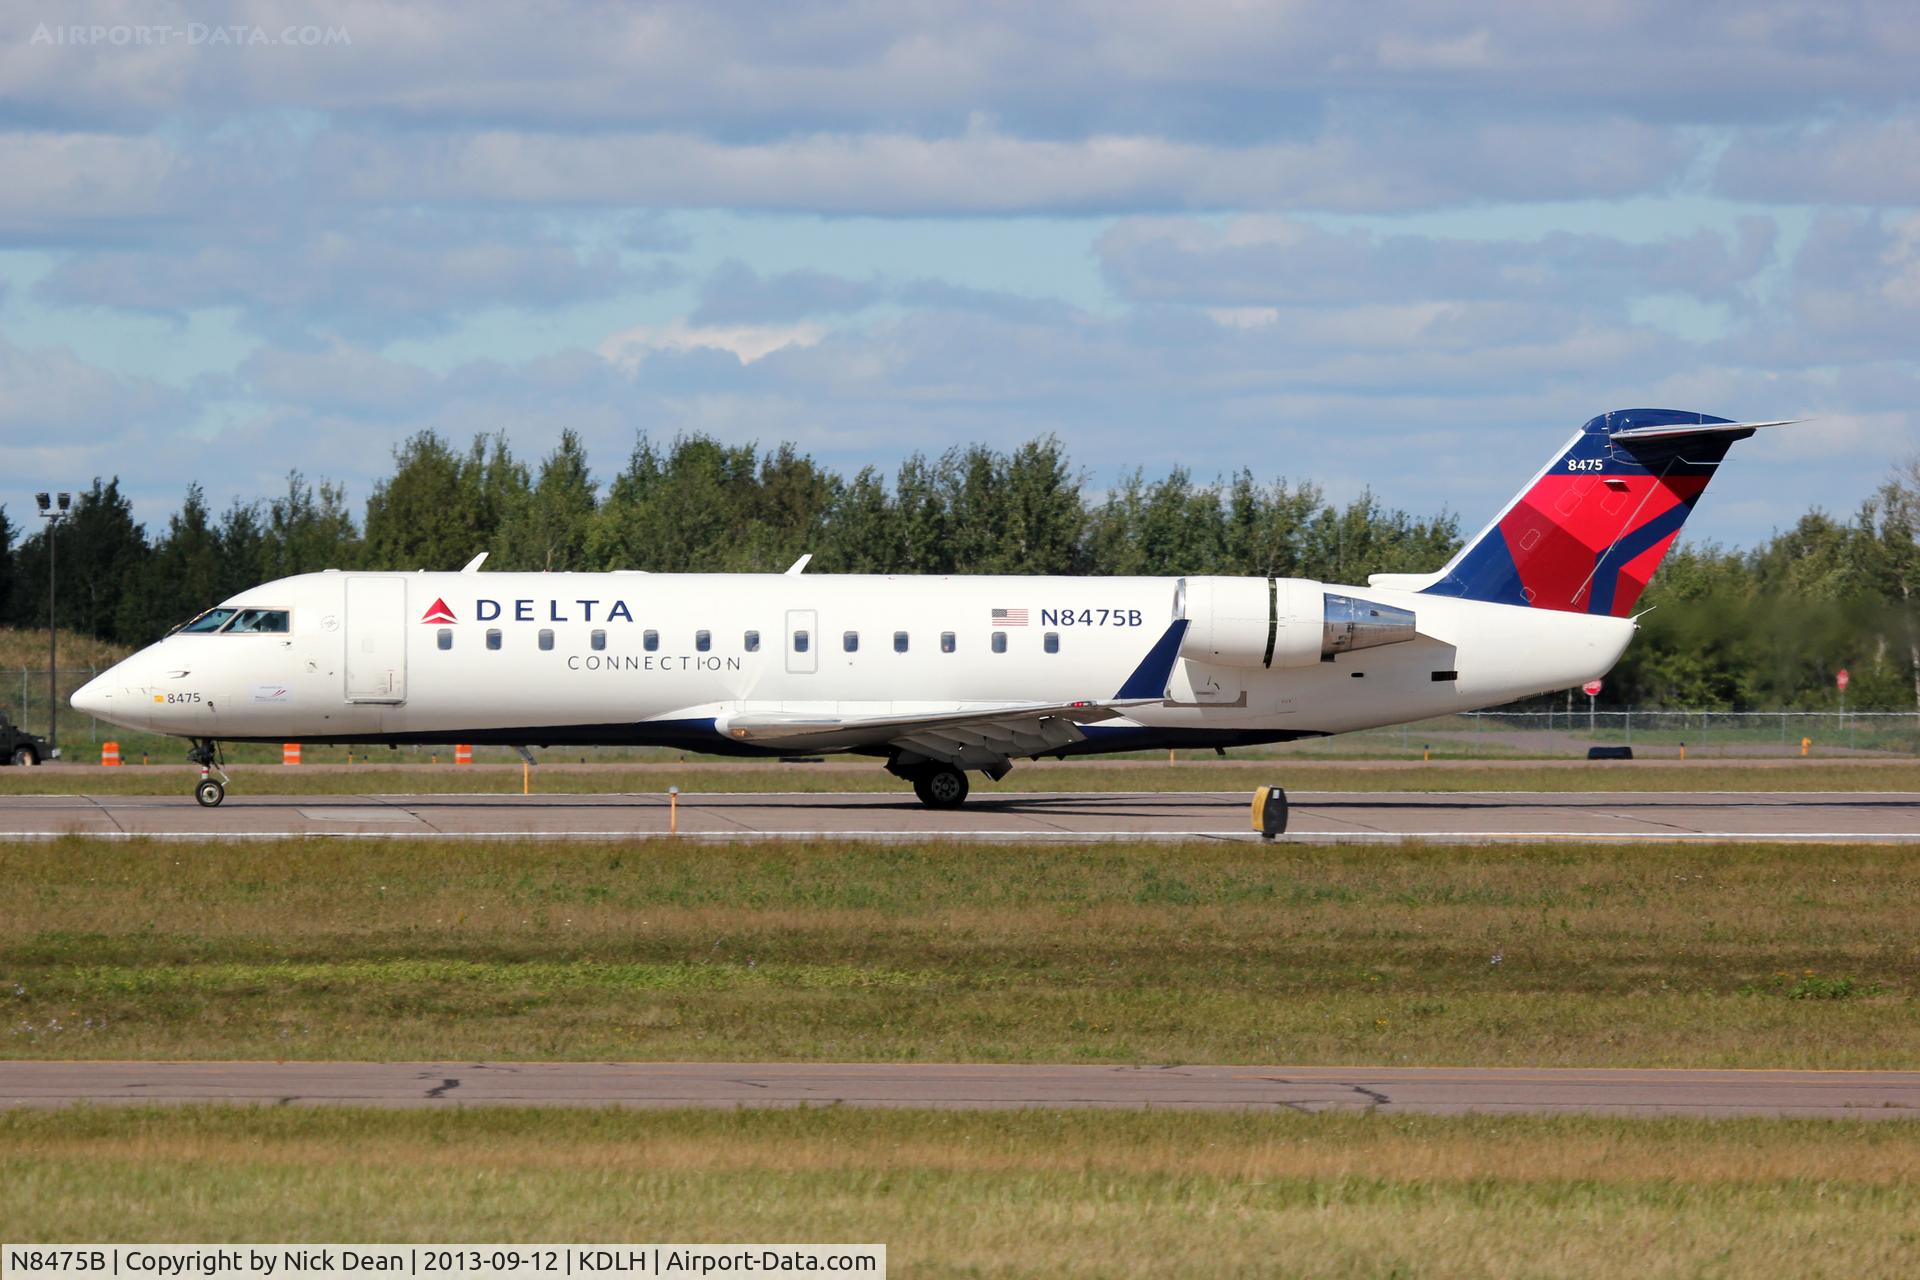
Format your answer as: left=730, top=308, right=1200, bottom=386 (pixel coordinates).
left=188, top=739, right=229, bottom=807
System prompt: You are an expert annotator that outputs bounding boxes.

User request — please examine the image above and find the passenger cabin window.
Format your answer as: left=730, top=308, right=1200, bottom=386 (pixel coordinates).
left=590, top=629, right=606, bottom=651
left=940, top=632, right=956, bottom=653
left=793, top=630, right=810, bottom=653
left=991, top=630, right=1008, bottom=654
left=844, top=631, right=859, bottom=653
left=538, top=629, right=555, bottom=651
left=696, top=630, right=711, bottom=652
left=644, top=630, right=659, bottom=652
left=179, top=608, right=237, bottom=634
left=893, top=631, right=909, bottom=653
left=1044, top=632, right=1059, bottom=654
left=226, top=608, right=290, bottom=634
left=744, top=630, right=760, bottom=652
left=437, top=629, right=453, bottom=651
left=486, top=628, right=502, bottom=651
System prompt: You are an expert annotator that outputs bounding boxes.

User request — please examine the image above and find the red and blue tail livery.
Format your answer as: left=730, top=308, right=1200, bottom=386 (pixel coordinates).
left=1410, top=409, right=1793, bottom=617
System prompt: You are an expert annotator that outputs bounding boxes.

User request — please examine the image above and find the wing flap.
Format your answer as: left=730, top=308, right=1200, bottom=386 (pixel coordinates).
left=717, top=699, right=1124, bottom=755
left=894, top=715, right=1092, bottom=770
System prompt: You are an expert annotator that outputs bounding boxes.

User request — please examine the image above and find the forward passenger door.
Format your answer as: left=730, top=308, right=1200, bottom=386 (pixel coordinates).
left=344, top=577, right=408, bottom=703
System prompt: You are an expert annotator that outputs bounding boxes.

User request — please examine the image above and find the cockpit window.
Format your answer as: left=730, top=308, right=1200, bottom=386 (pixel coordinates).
left=226, top=608, right=290, bottom=634
left=178, top=608, right=238, bottom=634
left=175, top=606, right=290, bottom=635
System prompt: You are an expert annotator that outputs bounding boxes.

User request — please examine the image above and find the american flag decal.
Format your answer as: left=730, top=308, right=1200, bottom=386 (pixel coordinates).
left=991, top=607, right=1029, bottom=627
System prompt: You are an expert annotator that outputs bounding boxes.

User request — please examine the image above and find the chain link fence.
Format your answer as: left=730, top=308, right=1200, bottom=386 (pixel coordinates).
left=3, top=667, right=101, bottom=758
left=1286, top=710, right=1920, bottom=759
left=5, top=667, right=1917, bottom=762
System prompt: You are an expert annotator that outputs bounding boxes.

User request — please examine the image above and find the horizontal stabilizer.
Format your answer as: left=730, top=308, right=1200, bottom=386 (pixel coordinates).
left=1609, top=419, right=1800, bottom=441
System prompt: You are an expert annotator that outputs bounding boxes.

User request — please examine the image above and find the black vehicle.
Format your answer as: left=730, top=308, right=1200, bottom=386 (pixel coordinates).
left=0, top=709, right=53, bottom=766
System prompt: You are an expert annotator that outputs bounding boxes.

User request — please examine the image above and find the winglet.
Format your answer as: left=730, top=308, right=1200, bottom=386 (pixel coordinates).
left=1114, top=619, right=1189, bottom=701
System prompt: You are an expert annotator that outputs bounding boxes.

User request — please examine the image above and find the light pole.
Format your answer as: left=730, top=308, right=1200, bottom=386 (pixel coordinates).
left=35, top=491, right=71, bottom=759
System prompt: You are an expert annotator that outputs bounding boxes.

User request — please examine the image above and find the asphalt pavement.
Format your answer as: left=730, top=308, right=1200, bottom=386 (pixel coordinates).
left=0, top=788, right=1915, bottom=841
left=3, top=1061, right=1914, bottom=1119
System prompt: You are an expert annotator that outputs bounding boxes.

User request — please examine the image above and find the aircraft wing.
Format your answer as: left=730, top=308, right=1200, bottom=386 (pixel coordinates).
left=719, top=698, right=1132, bottom=762
left=714, top=619, right=1189, bottom=772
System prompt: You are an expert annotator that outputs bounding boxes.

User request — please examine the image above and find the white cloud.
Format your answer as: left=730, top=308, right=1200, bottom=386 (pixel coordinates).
left=34, top=210, right=670, bottom=338
left=237, top=342, right=438, bottom=414
left=2, top=0, right=1918, bottom=555
left=305, top=115, right=1690, bottom=215
left=10, top=1, right=1918, bottom=133
left=1207, top=307, right=1280, bottom=330
left=0, top=335, right=184, bottom=440
left=0, top=131, right=182, bottom=236
left=1716, top=114, right=1920, bottom=204
left=1099, top=215, right=1774, bottom=309
left=0, top=335, right=194, bottom=496
left=599, top=319, right=826, bottom=367
left=1375, top=28, right=1495, bottom=71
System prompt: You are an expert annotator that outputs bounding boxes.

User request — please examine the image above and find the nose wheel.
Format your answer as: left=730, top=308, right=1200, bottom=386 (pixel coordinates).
left=188, top=739, right=229, bottom=807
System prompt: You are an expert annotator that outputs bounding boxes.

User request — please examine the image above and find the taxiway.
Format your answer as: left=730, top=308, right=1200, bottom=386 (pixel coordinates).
left=2, top=1061, right=1914, bottom=1119
left=0, top=789, right=1915, bottom=841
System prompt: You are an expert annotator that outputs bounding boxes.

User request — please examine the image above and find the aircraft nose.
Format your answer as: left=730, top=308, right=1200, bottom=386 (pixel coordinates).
left=71, top=665, right=153, bottom=730
left=71, top=674, right=113, bottom=718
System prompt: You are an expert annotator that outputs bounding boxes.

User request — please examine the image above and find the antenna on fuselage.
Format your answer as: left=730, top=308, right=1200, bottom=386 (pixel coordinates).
left=460, top=552, right=488, bottom=573
left=785, top=554, right=812, bottom=575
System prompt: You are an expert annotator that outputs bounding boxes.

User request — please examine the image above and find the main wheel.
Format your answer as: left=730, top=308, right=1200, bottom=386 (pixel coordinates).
left=10, top=746, right=36, bottom=767
left=911, top=765, right=969, bottom=809
left=194, top=778, right=225, bottom=808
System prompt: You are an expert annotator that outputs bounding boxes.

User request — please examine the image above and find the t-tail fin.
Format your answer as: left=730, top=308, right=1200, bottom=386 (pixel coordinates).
left=1375, top=409, right=1794, bottom=617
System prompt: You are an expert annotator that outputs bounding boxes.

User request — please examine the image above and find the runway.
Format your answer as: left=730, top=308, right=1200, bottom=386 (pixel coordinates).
left=3, top=1061, right=1915, bottom=1119
left=1, top=789, right=1916, bottom=842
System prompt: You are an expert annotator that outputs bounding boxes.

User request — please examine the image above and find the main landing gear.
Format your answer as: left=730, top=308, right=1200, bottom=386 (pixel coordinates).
left=908, top=763, right=970, bottom=809
left=188, top=738, right=229, bottom=807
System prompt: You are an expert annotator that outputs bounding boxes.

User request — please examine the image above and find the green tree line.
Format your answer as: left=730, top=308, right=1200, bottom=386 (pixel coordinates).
left=2, top=430, right=1915, bottom=710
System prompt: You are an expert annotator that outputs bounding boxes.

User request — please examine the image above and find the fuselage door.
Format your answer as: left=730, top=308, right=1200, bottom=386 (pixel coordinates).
left=785, top=608, right=818, bottom=676
left=344, top=577, right=408, bottom=704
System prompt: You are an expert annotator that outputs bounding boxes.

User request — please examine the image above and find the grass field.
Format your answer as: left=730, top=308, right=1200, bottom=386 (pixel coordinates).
left=4, top=835, right=1915, bottom=1067
left=3, top=757, right=1917, bottom=795
left=4, top=1106, right=1917, bottom=1277
left=0, top=627, right=130, bottom=671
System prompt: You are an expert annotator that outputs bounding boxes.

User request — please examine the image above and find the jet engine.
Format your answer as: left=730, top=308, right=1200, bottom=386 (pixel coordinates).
left=1175, top=576, right=1418, bottom=669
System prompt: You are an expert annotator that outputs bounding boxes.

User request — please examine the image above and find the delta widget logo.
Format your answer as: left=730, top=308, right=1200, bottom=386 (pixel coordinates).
left=421, top=598, right=457, bottom=624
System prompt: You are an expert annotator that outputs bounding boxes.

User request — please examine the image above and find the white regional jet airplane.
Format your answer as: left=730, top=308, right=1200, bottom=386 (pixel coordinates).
left=74, top=410, right=1789, bottom=811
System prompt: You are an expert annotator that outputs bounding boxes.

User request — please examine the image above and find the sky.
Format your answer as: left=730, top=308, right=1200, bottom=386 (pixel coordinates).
left=3, top=1, right=1919, bottom=552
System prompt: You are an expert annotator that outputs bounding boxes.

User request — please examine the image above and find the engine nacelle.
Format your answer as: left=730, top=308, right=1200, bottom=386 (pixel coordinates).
left=1175, top=576, right=1418, bottom=669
